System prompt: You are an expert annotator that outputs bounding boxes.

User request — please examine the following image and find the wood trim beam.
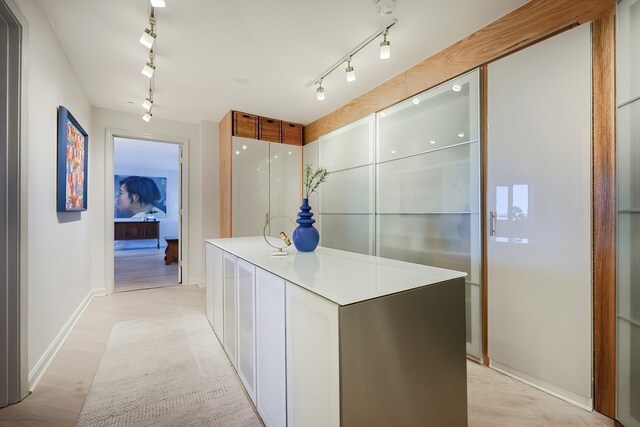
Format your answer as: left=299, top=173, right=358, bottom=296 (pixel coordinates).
left=592, top=6, right=616, bottom=418
left=304, top=0, right=615, bottom=143
left=219, top=111, right=232, bottom=238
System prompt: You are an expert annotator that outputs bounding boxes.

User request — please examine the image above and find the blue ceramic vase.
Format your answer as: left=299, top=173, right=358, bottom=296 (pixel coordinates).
left=292, top=198, right=319, bottom=252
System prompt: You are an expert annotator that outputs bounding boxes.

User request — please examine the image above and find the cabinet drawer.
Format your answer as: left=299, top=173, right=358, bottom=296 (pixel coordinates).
left=259, top=117, right=282, bottom=143
left=282, top=122, right=303, bottom=146
left=234, top=111, right=258, bottom=139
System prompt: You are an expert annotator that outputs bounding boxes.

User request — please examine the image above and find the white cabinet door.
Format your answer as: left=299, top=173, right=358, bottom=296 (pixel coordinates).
left=269, top=142, right=301, bottom=239
left=256, top=268, right=286, bottom=427
left=237, top=259, right=257, bottom=404
left=232, top=137, right=269, bottom=237
left=223, top=252, right=238, bottom=369
left=205, top=243, right=214, bottom=328
left=286, top=282, right=340, bottom=427
left=211, top=244, right=224, bottom=343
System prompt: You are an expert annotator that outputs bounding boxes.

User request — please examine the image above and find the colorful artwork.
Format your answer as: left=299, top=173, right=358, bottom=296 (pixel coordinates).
left=57, top=107, right=88, bottom=212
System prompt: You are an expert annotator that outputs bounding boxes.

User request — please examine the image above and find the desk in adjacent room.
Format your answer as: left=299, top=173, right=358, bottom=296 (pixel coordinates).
left=114, top=220, right=160, bottom=249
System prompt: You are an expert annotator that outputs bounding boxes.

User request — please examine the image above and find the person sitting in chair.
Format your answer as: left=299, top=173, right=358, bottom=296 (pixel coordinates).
left=116, top=176, right=167, bottom=219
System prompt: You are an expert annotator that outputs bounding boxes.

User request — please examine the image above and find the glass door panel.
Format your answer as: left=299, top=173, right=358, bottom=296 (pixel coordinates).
left=618, top=2, right=640, bottom=424
left=376, top=69, right=481, bottom=358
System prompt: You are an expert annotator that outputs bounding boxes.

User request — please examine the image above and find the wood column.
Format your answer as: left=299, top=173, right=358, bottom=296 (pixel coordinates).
left=219, top=111, right=232, bottom=238
left=593, top=6, right=616, bottom=418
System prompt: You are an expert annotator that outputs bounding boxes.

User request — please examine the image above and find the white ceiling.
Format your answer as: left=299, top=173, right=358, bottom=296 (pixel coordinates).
left=38, top=0, right=527, bottom=125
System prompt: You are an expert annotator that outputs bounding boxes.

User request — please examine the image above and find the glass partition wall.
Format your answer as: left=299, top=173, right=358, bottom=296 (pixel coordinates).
left=617, top=1, right=640, bottom=425
left=376, top=70, right=481, bottom=358
left=308, top=70, right=482, bottom=358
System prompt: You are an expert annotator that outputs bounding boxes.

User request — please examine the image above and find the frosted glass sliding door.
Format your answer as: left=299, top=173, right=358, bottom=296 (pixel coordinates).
left=376, top=70, right=481, bottom=358
left=487, top=24, right=592, bottom=407
left=617, top=1, right=640, bottom=425
left=319, top=116, right=375, bottom=255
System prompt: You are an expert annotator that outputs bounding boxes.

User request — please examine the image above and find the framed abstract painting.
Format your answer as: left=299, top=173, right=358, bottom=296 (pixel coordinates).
left=57, top=106, right=88, bottom=212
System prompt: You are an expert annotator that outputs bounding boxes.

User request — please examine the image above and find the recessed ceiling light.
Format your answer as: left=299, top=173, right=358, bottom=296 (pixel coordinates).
left=458, top=131, right=465, bottom=138
left=412, top=98, right=420, bottom=105
left=430, top=140, right=436, bottom=144
left=452, top=84, right=462, bottom=92
left=235, top=150, right=240, bottom=155
left=391, top=150, right=396, bottom=154
left=242, top=145, right=247, bottom=150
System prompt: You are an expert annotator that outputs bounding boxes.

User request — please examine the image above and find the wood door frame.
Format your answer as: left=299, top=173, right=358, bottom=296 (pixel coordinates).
left=592, top=7, right=616, bottom=418
left=0, top=0, right=29, bottom=405
left=105, top=130, right=190, bottom=295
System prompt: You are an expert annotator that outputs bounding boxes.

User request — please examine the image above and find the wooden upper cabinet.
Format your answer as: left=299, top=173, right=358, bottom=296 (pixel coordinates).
left=259, top=117, right=282, bottom=142
left=229, top=110, right=302, bottom=144
left=234, top=111, right=258, bottom=139
left=282, top=122, right=303, bottom=146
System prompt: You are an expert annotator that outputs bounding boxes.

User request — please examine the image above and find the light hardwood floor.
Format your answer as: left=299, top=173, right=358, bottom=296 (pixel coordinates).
left=114, top=247, right=178, bottom=292
left=0, top=286, right=616, bottom=426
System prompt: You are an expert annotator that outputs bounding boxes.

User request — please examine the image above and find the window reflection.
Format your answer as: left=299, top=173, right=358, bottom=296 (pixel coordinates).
left=495, top=184, right=529, bottom=244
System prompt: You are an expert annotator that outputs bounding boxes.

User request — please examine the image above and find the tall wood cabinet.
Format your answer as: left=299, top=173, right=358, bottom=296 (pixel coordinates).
left=220, top=111, right=303, bottom=238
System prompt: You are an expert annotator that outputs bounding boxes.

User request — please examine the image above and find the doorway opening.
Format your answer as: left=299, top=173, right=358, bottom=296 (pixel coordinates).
left=113, top=137, right=182, bottom=292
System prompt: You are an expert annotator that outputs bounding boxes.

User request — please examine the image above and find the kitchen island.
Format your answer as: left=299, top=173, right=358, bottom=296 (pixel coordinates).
left=205, top=236, right=468, bottom=427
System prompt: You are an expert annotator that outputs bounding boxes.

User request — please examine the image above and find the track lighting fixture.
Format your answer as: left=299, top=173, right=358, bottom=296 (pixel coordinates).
left=139, top=27, right=156, bottom=49
left=142, top=97, right=153, bottom=110
left=142, top=61, right=155, bottom=78
left=142, top=111, right=152, bottom=122
left=317, top=81, right=325, bottom=101
left=150, top=0, right=166, bottom=7
left=380, top=29, right=391, bottom=59
left=307, top=19, right=396, bottom=100
left=345, top=58, right=356, bottom=82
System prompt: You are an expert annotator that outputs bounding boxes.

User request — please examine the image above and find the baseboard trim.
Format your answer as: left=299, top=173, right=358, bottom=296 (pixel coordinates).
left=489, top=360, right=593, bottom=411
left=28, top=288, right=106, bottom=391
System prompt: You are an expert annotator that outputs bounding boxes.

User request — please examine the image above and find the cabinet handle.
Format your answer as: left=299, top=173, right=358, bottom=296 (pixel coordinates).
left=267, top=119, right=274, bottom=123
left=289, top=124, right=295, bottom=128
left=243, top=114, right=250, bottom=119
left=490, top=211, right=497, bottom=236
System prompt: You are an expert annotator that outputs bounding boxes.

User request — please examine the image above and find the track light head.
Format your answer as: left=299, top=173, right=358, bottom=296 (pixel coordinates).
left=150, top=0, right=166, bottom=7
left=316, top=81, right=325, bottom=101
left=139, top=28, right=156, bottom=49
left=345, top=58, right=356, bottom=82
left=142, top=62, right=155, bottom=78
left=380, top=30, right=391, bottom=59
left=142, top=98, right=153, bottom=110
left=142, top=111, right=152, bottom=122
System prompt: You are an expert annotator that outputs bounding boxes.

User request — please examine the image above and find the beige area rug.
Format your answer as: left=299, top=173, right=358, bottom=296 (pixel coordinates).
left=76, top=313, right=262, bottom=426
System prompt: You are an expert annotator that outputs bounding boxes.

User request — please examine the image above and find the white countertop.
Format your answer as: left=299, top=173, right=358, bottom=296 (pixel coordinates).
left=206, top=237, right=466, bottom=306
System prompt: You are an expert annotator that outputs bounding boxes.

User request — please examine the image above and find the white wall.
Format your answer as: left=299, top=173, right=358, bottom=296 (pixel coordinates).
left=201, top=120, right=220, bottom=240
left=90, top=107, right=204, bottom=287
left=16, top=0, right=94, bottom=377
